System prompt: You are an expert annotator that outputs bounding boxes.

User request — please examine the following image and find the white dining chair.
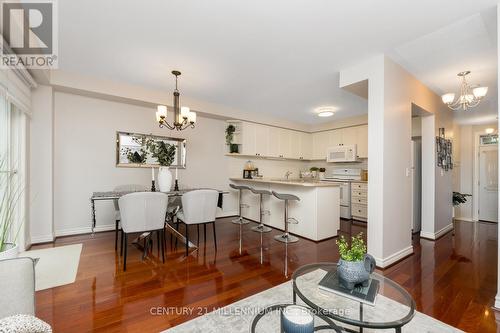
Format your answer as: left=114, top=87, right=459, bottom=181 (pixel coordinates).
left=176, top=189, right=219, bottom=256
left=119, top=192, right=168, bottom=271
left=113, top=184, right=148, bottom=251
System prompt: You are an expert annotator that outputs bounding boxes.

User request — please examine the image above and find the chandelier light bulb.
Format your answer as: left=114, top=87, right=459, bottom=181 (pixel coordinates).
left=441, top=93, right=455, bottom=104
left=485, top=128, right=495, bottom=134
left=473, top=86, right=488, bottom=98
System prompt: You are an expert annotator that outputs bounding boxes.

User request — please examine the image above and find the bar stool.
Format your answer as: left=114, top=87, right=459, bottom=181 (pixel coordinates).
left=229, top=184, right=251, bottom=225
left=272, top=191, right=300, bottom=243
left=230, top=183, right=251, bottom=254
left=249, top=188, right=272, bottom=233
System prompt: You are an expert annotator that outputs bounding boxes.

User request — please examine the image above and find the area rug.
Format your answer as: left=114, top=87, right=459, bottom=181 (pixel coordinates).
left=163, top=269, right=463, bottom=333
left=19, top=244, right=82, bottom=291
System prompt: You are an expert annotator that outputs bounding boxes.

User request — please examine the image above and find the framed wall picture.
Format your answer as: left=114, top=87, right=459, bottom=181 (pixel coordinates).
left=116, top=131, right=186, bottom=168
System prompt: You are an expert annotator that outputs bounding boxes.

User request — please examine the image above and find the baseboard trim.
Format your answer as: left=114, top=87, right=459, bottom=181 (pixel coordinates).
left=454, top=217, right=476, bottom=222
left=55, top=224, right=115, bottom=237
left=495, top=295, right=500, bottom=309
left=30, top=234, right=55, bottom=244
left=420, top=223, right=453, bottom=240
left=374, top=245, right=414, bottom=268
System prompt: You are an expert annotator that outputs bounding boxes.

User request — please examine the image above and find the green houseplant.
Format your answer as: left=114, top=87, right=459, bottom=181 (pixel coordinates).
left=0, top=157, right=23, bottom=259
left=225, top=124, right=239, bottom=154
left=146, top=139, right=177, bottom=192
left=453, top=191, right=471, bottom=206
left=336, top=233, right=375, bottom=290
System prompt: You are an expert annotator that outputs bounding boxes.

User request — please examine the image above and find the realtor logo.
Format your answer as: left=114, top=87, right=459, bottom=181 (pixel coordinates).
left=0, top=0, right=58, bottom=68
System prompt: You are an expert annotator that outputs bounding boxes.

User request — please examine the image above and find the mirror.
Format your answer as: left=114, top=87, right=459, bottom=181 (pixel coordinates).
left=116, top=131, right=186, bottom=168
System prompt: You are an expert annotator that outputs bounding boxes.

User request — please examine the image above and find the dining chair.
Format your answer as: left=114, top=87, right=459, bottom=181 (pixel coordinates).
left=113, top=184, right=148, bottom=251
left=119, top=192, right=168, bottom=271
left=176, top=189, right=219, bottom=256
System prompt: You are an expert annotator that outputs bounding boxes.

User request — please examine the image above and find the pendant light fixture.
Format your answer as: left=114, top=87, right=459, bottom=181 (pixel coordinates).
left=441, top=71, right=488, bottom=111
left=155, top=70, right=196, bottom=130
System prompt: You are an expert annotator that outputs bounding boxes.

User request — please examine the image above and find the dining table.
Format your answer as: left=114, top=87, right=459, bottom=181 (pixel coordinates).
left=90, top=188, right=228, bottom=255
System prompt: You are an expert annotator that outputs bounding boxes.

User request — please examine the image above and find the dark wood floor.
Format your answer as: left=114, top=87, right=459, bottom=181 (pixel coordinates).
left=33, top=218, right=498, bottom=332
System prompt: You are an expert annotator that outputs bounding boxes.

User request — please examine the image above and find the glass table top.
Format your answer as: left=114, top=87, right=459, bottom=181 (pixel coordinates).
left=292, top=263, right=415, bottom=330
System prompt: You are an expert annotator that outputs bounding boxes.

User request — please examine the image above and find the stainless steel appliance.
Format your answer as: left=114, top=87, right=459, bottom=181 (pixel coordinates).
left=321, top=168, right=362, bottom=219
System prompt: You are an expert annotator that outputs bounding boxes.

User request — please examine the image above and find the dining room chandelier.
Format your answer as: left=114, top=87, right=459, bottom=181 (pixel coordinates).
left=155, top=70, right=196, bottom=130
left=441, top=71, right=488, bottom=111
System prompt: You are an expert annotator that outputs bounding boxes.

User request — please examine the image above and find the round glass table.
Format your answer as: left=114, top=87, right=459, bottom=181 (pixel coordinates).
left=251, top=303, right=342, bottom=333
left=292, top=263, right=415, bottom=333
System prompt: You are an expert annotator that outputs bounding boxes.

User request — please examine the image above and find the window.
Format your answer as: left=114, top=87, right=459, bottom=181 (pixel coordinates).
left=480, top=135, right=499, bottom=145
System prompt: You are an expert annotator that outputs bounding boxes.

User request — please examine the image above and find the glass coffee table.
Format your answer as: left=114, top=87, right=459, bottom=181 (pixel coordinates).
left=292, top=263, right=415, bottom=333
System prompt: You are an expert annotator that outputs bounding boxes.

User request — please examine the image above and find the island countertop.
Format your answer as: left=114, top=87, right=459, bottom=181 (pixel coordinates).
left=229, top=177, right=340, bottom=187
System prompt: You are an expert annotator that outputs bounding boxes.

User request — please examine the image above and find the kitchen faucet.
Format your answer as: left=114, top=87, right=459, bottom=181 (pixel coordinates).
left=284, top=171, right=293, bottom=180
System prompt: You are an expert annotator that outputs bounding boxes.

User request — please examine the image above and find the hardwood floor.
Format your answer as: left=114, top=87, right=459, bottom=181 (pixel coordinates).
left=33, top=219, right=498, bottom=332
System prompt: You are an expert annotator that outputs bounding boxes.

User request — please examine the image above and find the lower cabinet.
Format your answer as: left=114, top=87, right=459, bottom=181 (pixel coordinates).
left=351, top=182, right=367, bottom=222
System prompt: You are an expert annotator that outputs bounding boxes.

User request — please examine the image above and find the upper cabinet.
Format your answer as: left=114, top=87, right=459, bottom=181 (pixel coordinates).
left=312, top=125, right=368, bottom=160
left=227, top=121, right=367, bottom=161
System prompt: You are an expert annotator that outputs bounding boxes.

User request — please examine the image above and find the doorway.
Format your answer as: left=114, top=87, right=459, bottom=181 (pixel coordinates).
left=478, top=135, right=498, bottom=222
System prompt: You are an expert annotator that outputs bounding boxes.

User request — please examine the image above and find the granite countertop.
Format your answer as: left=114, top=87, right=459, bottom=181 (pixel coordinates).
left=229, top=177, right=340, bottom=187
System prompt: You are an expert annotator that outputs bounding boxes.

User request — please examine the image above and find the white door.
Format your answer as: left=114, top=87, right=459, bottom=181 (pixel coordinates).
left=479, top=145, right=498, bottom=222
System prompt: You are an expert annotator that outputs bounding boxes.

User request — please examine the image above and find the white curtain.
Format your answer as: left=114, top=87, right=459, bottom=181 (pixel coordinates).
left=0, top=92, right=28, bottom=251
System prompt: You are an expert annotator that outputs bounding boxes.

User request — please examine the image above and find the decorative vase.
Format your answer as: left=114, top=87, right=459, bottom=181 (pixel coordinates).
left=280, top=305, right=314, bottom=333
left=157, top=166, right=173, bottom=192
left=0, top=243, right=19, bottom=260
left=337, top=254, right=376, bottom=290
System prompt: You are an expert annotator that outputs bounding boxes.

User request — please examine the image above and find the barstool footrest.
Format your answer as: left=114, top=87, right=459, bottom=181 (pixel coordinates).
left=287, top=218, right=299, bottom=224
left=274, top=233, right=299, bottom=243
left=232, top=217, right=250, bottom=225
left=251, top=224, right=272, bottom=233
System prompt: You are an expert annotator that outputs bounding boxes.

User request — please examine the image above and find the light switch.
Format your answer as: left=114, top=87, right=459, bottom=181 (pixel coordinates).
left=405, top=167, right=410, bottom=177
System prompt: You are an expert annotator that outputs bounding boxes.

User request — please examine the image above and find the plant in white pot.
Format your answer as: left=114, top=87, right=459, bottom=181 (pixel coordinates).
left=146, top=139, right=177, bottom=192
left=0, top=157, right=23, bottom=260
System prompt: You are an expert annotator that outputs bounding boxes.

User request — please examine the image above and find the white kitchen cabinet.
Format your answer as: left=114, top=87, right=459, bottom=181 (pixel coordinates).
left=268, top=126, right=281, bottom=157
left=291, top=131, right=301, bottom=159
left=279, top=129, right=291, bottom=158
left=328, top=130, right=342, bottom=147
left=356, top=125, right=368, bottom=158
left=312, top=131, right=329, bottom=160
left=299, top=132, right=312, bottom=160
left=255, top=124, right=269, bottom=156
left=240, top=122, right=256, bottom=156
left=341, top=127, right=357, bottom=146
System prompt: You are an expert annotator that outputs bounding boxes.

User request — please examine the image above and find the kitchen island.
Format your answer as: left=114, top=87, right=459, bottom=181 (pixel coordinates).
left=229, top=178, right=340, bottom=241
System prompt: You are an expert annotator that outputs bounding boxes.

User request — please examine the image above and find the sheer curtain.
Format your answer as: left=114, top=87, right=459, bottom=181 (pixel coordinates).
left=0, top=91, right=28, bottom=251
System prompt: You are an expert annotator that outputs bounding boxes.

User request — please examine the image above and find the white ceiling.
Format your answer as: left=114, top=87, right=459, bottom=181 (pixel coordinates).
left=57, top=0, right=500, bottom=125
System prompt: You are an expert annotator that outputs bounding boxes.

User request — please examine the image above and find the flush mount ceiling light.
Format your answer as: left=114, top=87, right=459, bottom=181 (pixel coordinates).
left=441, top=71, right=488, bottom=111
left=485, top=128, right=495, bottom=134
left=316, top=107, right=336, bottom=118
left=155, top=70, right=196, bottom=130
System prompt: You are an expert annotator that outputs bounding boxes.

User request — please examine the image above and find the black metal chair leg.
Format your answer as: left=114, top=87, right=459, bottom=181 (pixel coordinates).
left=123, top=233, right=128, bottom=271
left=115, top=220, right=119, bottom=250
left=120, top=230, right=124, bottom=256
left=157, top=230, right=161, bottom=255
left=212, top=222, right=217, bottom=250
left=160, top=230, right=165, bottom=263
left=185, top=224, right=189, bottom=257
left=204, top=224, right=207, bottom=243
left=197, top=224, right=200, bottom=246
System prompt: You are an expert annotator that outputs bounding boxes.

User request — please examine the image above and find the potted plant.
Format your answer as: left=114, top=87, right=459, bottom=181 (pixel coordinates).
left=336, top=233, right=376, bottom=290
left=225, top=124, right=239, bottom=154
left=310, top=167, right=319, bottom=178
left=0, top=157, right=23, bottom=260
left=319, top=167, right=326, bottom=180
left=453, top=192, right=471, bottom=206
left=146, top=139, right=176, bottom=192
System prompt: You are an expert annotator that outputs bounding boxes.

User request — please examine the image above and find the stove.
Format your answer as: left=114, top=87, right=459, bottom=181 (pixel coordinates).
left=321, top=169, right=362, bottom=219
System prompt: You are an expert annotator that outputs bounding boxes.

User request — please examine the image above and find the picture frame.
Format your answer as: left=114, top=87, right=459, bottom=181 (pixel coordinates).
left=116, top=131, right=187, bottom=168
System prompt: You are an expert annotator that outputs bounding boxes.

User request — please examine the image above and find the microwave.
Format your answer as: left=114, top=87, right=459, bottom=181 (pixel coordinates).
left=326, top=145, right=358, bottom=163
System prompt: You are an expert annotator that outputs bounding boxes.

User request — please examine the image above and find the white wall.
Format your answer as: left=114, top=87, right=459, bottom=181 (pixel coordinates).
left=51, top=91, right=355, bottom=236
left=29, top=85, right=55, bottom=243
left=340, top=55, right=455, bottom=267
